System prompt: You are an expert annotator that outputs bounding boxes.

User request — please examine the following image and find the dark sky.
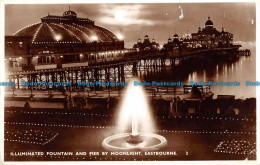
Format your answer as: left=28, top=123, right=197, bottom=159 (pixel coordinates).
left=5, top=3, right=256, bottom=48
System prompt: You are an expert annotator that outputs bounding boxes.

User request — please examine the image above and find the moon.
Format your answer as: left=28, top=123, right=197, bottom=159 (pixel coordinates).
left=114, top=10, right=127, bottom=22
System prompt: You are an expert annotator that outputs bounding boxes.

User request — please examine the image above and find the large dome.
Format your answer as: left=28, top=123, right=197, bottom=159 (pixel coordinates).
left=14, top=11, right=120, bottom=43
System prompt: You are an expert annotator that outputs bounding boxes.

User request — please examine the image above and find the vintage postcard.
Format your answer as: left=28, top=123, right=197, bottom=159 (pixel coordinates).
left=1, top=1, right=258, bottom=164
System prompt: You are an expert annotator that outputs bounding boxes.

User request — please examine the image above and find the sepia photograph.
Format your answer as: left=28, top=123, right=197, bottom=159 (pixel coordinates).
left=2, top=2, right=258, bottom=163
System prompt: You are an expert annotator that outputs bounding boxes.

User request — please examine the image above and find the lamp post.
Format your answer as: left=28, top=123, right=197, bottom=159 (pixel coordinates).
left=12, top=85, right=15, bottom=97
left=30, top=87, right=33, bottom=98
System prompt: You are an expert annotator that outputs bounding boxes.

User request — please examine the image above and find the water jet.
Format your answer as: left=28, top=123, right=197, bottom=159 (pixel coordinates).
left=102, top=79, right=167, bottom=151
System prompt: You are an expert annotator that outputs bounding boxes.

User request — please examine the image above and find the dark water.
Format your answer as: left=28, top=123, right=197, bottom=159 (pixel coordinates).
left=140, top=45, right=256, bottom=99
left=184, top=54, right=256, bottom=99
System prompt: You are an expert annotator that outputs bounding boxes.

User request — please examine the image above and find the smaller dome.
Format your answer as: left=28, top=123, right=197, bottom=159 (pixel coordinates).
left=198, top=27, right=202, bottom=33
left=173, top=34, right=178, bottom=38
left=144, top=35, right=149, bottom=41
left=205, top=17, right=213, bottom=26
left=63, top=10, right=77, bottom=17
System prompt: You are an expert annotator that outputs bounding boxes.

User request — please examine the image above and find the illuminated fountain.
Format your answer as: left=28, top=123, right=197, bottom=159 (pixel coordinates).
left=102, top=79, right=167, bottom=151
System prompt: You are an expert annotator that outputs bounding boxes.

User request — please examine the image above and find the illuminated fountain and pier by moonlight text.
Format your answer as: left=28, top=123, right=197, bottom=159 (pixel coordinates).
left=102, top=79, right=167, bottom=151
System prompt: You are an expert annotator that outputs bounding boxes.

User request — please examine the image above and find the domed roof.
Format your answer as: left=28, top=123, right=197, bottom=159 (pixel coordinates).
left=14, top=11, right=120, bottom=43
left=205, top=17, right=213, bottom=26
left=63, top=10, right=77, bottom=17
left=173, top=34, right=178, bottom=38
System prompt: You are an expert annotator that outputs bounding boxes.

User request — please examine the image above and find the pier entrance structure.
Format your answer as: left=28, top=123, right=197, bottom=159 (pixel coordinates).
left=5, top=9, right=124, bottom=73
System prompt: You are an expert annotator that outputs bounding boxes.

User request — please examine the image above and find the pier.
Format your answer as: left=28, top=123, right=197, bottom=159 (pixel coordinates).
left=6, top=46, right=243, bottom=91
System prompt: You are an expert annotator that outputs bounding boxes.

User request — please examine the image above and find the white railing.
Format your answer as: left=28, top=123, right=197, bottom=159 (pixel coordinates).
left=62, top=62, right=88, bottom=68
left=35, top=64, right=57, bottom=70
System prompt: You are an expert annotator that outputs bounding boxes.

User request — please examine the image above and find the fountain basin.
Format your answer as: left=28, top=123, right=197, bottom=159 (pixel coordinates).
left=102, top=133, right=167, bottom=151
left=127, top=134, right=143, bottom=144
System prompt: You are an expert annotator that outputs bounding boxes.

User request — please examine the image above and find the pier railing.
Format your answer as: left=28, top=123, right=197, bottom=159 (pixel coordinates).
left=237, top=49, right=251, bottom=56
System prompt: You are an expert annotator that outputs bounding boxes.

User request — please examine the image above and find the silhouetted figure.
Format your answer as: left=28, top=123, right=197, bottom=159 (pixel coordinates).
left=24, top=100, right=31, bottom=109
left=107, top=96, right=111, bottom=111
left=75, top=103, right=82, bottom=110
left=64, top=95, right=69, bottom=110
left=169, top=99, right=174, bottom=114
left=191, top=85, right=202, bottom=98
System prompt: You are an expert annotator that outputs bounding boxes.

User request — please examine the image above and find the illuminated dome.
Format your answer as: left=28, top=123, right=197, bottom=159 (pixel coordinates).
left=14, top=10, right=120, bottom=43
left=205, top=17, right=213, bottom=27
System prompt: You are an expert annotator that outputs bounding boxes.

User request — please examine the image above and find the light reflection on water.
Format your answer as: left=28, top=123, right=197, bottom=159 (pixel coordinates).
left=182, top=51, right=256, bottom=99
left=140, top=47, right=256, bottom=99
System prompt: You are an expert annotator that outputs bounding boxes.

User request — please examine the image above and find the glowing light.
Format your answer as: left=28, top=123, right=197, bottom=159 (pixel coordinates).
left=117, top=78, right=154, bottom=133
left=95, top=26, right=112, bottom=41
left=51, top=23, right=81, bottom=42
left=75, top=24, right=104, bottom=42
left=64, top=23, right=91, bottom=42
left=91, top=36, right=98, bottom=41
left=99, top=5, right=153, bottom=25
left=116, top=33, right=124, bottom=40
left=55, top=35, right=62, bottom=41
left=114, top=10, right=127, bottom=22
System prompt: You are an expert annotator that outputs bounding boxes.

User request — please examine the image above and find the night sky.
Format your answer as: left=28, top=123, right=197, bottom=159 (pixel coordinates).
left=5, top=3, right=256, bottom=48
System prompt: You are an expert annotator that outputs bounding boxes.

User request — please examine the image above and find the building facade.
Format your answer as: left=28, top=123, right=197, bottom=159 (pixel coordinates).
left=133, top=35, right=160, bottom=52
left=5, top=9, right=125, bottom=72
left=191, top=17, right=233, bottom=48
left=163, top=17, right=234, bottom=56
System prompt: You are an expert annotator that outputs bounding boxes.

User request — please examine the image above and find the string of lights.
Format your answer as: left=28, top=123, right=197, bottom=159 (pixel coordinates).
left=13, top=22, right=41, bottom=36
left=63, top=23, right=92, bottom=42
left=51, top=23, right=82, bottom=42
left=3, top=155, right=142, bottom=161
left=5, top=130, right=58, bottom=146
left=74, top=23, right=102, bottom=42
left=5, top=110, right=255, bottom=122
left=45, top=23, right=60, bottom=42
left=4, top=122, right=256, bottom=135
left=94, top=25, right=112, bottom=41
left=214, top=140, right=256, bottom=155
left=32, top=24, right=43, bottom=43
